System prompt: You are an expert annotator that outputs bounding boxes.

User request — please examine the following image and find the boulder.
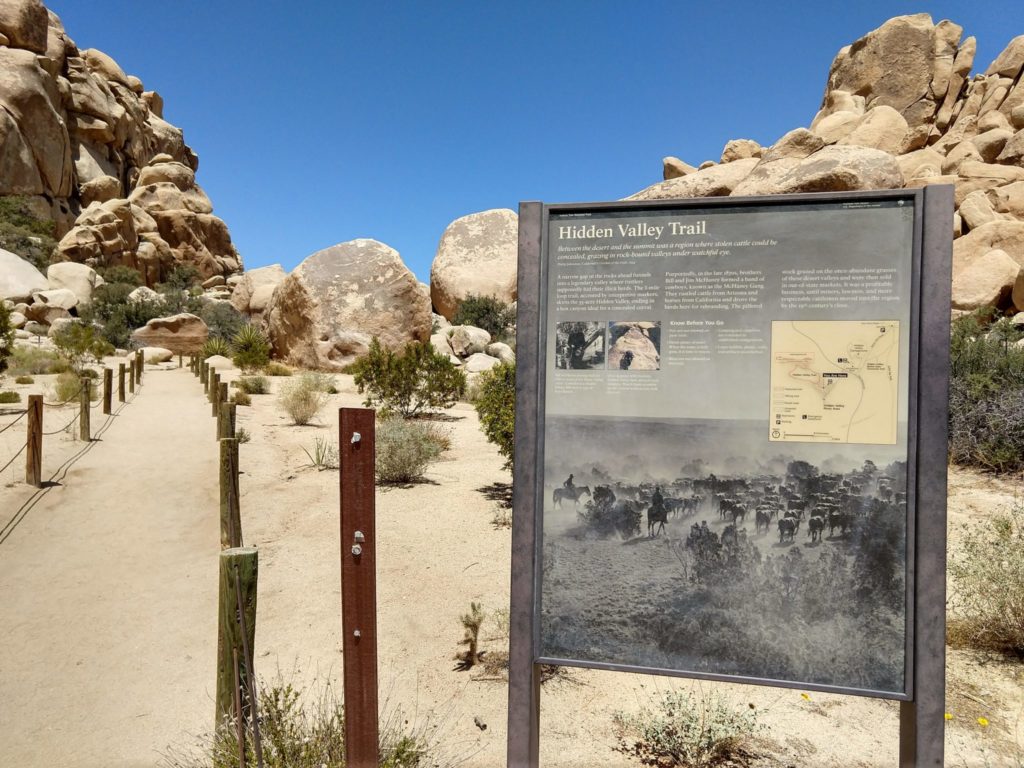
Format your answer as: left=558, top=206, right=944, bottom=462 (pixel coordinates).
left=0, top=0, right=48, bottom=54
left=720, top=139, right=762, bottom=163
left=951, top=248, right=1020, bottom=309
left=448, top=325, right=491, bottom=357
left=229, top=263, right=286, bottom=315
left=140, top=346, right=173, bottom=363
left=0, top=247, right=48, bottom=301
left=202, top=274, right=226, bottom=289
left=897, top=147, right=944, bottom=180
left=9, top=311, right=26, bottom=328
left=486, top=342, right=515, bottom=364
left=46, top=316, right=74, bottom=337
left=663, top=156, right=696, bottom=179
left=811, top=110, right=862, bottom=144
left=203, top=354, right=234, bottom=371
left=733, top=145, right=902, bottom=196
left=46, top=262, right=100, bottom=304
left=430, top=332, right=454, bottom=358
left=996, top=129, right=1024, bottom=166
left=971, top=128, right=1014, bottom=163
left=953, top=220, right=1024, bottom=273
left=130, top=312, right=209, bottom=353
left=988, top=181, right=1024, bottom=217
left=22, top=320, right=47, bottom=336
left=430, top=208, right=518, bottom=321
left=128, top=285, right=161, bottom=304
left=760, top=128, right=825, bottom=162
left=958, top=191, right=1003, bottom=231
left=264, top=239, right=430, bottom=371
left=837, top=106, right=909, bottom=154
left=464, top=352, right=500, bottom=373
left=628, top=157, right=759, bottom=200
left=985, top=35, right=1024, bottom=78
left=25, top=303, right=68, bottom=325
left=31, top=287, right=77, bottom=311
left=955, top=160, right=1024, bottom=206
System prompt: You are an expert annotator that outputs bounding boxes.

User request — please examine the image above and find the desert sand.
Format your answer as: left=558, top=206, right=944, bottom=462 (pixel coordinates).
left=0, top=362, right=1021, bottom=767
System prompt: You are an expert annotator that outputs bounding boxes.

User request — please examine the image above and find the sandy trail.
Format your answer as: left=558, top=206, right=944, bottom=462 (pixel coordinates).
left=0, top=366, right=219, bottom=768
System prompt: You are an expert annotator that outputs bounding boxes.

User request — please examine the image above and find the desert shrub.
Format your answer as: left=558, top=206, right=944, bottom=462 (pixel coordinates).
left=0, top=195, right=57, bottom=271
left=949, top=312, right=1024, bottom=472
left=0, top=390, right=20, bottom=403
left=159, top=263, right=202, bottom=291
left=236, top=426, right=251, bottom=444
left=277, top=373, right=332, bottom=425
left=0, top=301, right=13, bottom=374
left=232, top=390, right=252, bottom=406
left=15, top=375, right=33, bottom=384
left=474, top=360, right=515, bottom=470
left=200, top=337, right=232, bottom=360
left=351, top=338, right=465, bottom=418
left=79, top=281, right=165, bottom=348
left=96, top=265, right=142, bottom=286
left=236, top=375, right=270, bottom=395
left=52, top=322, right=114, bottom=370
left=375, top=415, right=447, bottom=483
left=614, top=689, right=761, bottom=767
left=8, top=346, right=72, bottom=375
left=232, top=323, right=271, bottom=370
left=264, top=361, right=293, bottom=376
left=458, top=602, right=486, bottom=668
left=201, top=301, right=245, bottom=341
left=452, top=294, right=515, bottom=340
left=52, top=371, right=83, bottom=403
left=302, top=437, right=339, bottom=471
left=163, top=676, right=439, bottom=768
left=948, top=501, right=1024, bottom=654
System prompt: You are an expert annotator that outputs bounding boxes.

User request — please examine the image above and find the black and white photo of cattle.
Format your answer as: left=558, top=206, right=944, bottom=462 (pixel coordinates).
left=555, top=321, right=606, bottom=370
left=540, top=415, right=908, bottom=694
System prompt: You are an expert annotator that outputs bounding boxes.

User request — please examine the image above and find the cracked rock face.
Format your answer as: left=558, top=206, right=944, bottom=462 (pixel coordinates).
left=0, top=0, right=242, bottom=285
left=264, top=239, right=431, bottom=371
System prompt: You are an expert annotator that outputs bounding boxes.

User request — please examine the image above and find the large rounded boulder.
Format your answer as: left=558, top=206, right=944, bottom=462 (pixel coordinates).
left=265, top=239, right=430, bottom=371
left=430, top=208, right=518, bottom=321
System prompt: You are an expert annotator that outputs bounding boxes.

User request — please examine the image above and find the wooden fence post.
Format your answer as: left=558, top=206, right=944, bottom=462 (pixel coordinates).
left=218, top=402, right=237, bottom=441
left=103, top=368, right=112, bottom=415
left=118, top=363, right=126, bottom=402
left=210, top=372, right=220, bottom=411
left=202, top=361, right=208, bottom=389
left=220, top=437, right=242, bottom=549
left=216, top=547, right=258, bottom=734
left=79, top=377, right=91, bottom=442
left=135, top=351, right=143, bottom=385
left=26, top=394, right=42, bottom=487
left=178, top=354, right=183, bottom=369
left=219, top=382, right=228, bottom=414
left=128, top=360, right=136, bottom=394
left=339, top=407, right=379, bottom=768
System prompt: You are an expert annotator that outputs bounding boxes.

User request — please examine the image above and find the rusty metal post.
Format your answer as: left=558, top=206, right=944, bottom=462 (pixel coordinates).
left=340, top=407, right=378, bottom=768
left=25, top=395, right=42, bottom=487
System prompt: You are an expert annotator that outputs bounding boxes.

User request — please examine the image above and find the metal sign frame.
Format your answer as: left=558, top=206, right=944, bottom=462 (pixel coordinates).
left=508, top=186, right=952, bottom=767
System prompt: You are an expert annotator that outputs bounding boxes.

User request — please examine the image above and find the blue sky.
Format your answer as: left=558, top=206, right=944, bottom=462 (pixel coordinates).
left=48, top=2, right=1024, bottom=284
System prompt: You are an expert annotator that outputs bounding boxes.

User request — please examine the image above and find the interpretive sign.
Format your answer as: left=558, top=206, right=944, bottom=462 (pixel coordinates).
left=508, top=188, right=952, bottom=766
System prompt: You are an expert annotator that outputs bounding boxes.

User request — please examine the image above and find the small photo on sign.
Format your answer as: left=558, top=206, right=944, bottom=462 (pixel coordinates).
left=555, top=321, right=606, bottom=370
left=608, top=322, right=661, bottom=371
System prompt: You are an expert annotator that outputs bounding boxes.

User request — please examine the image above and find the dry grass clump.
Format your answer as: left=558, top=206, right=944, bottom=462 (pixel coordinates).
left=236, top=375, right=270, bottom=395
left=277, top=373, right=333, bottom=425
left=8, top=346, right=72, bottom=375
left=948, top=501, right=1024, bottom=655
left=375, top=416, right=449, bottom=484
left=0, top=390, right=20, bottom=403
left=263, top=361, right=293, bottom=376
left=232, top=390, right=252, bottom=407
left=14, top=375, right=33, bottom=384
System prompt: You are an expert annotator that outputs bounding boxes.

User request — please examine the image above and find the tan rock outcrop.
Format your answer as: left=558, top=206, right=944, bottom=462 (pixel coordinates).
left=46, top=261, right=100, bottom=304
left=229, top=264, right=287, bottom=316
left=628, top=158, right=760, bottom=200
left=265, top=239, right=430, bottom=371
left=130, top=312, right=208, bottom=353
left=951, top=249, right=1020, bottom=309
left=430, top=209, right=518, bottom=321
left=0, top=247, right=48, bottom=301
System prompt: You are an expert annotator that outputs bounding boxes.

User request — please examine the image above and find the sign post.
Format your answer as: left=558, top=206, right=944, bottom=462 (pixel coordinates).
left=509, top=188, right=952, bottom=766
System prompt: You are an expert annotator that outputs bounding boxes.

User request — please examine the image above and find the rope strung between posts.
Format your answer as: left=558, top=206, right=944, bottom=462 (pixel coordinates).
left=42, top=386, right=83, bottom=408
left=42, top=410, right=80, bottom=436
left=0, top=410, right=28, bottom=435
left=0, top=439, right=28, bottom=475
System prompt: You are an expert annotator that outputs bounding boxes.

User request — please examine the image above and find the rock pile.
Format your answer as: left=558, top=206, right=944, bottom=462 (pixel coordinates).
left=643, top=15, right=1024, bottom=315
left=0, top=0, right=241, bottom=286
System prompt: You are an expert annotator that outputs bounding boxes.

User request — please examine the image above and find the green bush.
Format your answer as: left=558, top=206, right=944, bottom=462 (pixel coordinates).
left=96, top=265, right=142, bottom=286
left=949, top=312, right=1024, bottom=472
left=14, top=375, right=33, bottom=384
left=7, top=346, right=72, bottom=375
left=614, top=689, right=761, bottom=767
left=375, top=415, right=448, bottom=483
left=200, top=337, right=232, bottom=360
left=351, top=338, right=466, bottom=418
left=52, top=322, right=115, bottom=370
left=452, top=294, right=515, bottom=340
left=79, top=281, right=165, bottom=348
left=201, top=301, right=245, bottom=341
left=232, top=323, right=271, bottom=370
left=277, top=373, right=333, bottom=425
left=264, top=361, right=293, bottom=376
left=0, top=196, right=57, bottom=271
left=0, top=300, right=13, bottom=374
left=232, top=390, right=252, bottom=407
left=474, top=360, right=515, bottom=470
left=236, top=375, right=270, bottom=395
left=0, top=390, right=20, bottom=404
left=302, top=437, right=339, bottom=471
left=52, top=371, right=87, bottom=403
left=948, top=501, right=1024, bottom=654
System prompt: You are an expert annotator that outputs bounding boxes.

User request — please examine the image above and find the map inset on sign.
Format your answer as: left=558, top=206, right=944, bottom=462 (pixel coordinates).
left=769, top=320, right=899, bottom=445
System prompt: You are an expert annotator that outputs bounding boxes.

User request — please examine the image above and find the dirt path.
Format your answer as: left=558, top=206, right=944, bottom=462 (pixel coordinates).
left=0, top=366, right=219, bottom=768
